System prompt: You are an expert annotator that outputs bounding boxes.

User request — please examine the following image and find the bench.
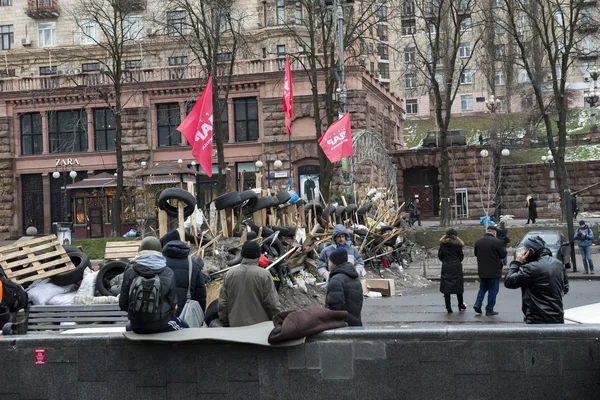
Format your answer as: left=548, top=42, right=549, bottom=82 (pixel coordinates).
left=104, top=241, right=141, bottom=261
left=2, top=304, right=129, bottom=334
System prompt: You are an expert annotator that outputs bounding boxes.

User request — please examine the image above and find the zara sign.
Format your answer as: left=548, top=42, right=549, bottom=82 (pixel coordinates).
left=55, top=158, right=80, bottom=167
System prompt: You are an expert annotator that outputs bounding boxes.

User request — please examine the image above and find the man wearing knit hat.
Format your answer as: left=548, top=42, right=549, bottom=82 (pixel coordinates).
left=574, top=220, right=595, bottom=274
left=325, top=248, right=363, bottom=326
left=505, top=235, right=569, bottom=324
left=218, top=241, right=281, bottom=327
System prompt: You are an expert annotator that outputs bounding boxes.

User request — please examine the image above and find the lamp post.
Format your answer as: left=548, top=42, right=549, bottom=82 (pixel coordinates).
left=480, top=147, right=510, bottom=221
left=255, top=159, right=282, bottom=189
left=542, top=150, right=556, bottom=193
left=484, top=94, right=498, bottom=113
left=52, top=169, right=77, bottom=222
left=585, top=67, right=600, bottom=132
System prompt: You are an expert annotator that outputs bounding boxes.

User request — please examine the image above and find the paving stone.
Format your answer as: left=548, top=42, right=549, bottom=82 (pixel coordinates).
left=353, top=342, right=386, bottom=360
left=227, top=381, right=260, bottom=400
left=489, top=371, right=527, bottom=400
left=419, top=361, right=456, bottom=400
left=454, top=374, right=492, bottom=400
left=523, top=341, right=563, bottom=376
left=561, top=341, right=600, bottom=371
left=304, top=342, right=321, bottom=369
left=320, top=342, right=354, bottom=380
left=167, top=383, right=197, bottom=400
left=287, top=345, right=305, bottom=369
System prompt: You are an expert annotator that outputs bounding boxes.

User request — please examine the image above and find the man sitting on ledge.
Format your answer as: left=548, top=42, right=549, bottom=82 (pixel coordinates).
left=218, top=241, right=281, bottom=327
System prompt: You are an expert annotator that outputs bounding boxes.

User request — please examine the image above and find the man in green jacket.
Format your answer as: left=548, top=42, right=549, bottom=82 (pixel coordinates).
left=218, top=241, right=281, bottom=327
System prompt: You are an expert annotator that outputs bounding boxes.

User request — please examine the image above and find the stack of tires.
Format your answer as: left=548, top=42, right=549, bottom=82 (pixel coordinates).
left=50, top=245, right=92, bottom=287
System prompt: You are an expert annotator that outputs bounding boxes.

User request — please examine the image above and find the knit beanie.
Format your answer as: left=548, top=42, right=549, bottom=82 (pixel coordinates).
left=139, top=236, right=163, bottom=253
left=579, top=220, right=586, bottom=226
left=446, top=228, right=458, bottom=237
left=523, top=236, right=546, bottom=252
left=241, top=241, right=261, bottom=259
left=329, top=248, right=348, bottom=265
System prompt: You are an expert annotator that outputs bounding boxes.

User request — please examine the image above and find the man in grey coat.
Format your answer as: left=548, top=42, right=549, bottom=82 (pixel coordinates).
left=317, top=224, right=365, bottom=280
left=218, top=241, right=281, bottom=327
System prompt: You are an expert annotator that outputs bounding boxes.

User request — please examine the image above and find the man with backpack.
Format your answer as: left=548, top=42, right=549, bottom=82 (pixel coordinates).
left=119, top=241, right=188, bottom=333
left=574, top=220, right=595, bottom=274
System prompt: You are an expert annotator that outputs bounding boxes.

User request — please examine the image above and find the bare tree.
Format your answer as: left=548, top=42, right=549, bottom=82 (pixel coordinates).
left=69, top=0, right=149, bottom=236
left=394, top=0, right=483, bottom=226
left=500, top=0, right=593, bottom=219
left=151, top=0, right=248, bottom=194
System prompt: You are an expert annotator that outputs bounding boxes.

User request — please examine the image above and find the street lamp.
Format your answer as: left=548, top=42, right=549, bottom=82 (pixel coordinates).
left=484, top=95, right=498, bottom=113
left=255, top=159, right=282, bottom=188
left=542, top=150, right=556, bottom=193
left=585, top=67, right=600, bottom=132
left=52, top=169, right=77, bottom=222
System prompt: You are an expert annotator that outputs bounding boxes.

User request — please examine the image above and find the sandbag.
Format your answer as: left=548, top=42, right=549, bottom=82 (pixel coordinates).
left=26, top=279, right=76, bottom=306
left=47, top=291, right=77, bottom=306
left=76, top=268, right=98, bottom=297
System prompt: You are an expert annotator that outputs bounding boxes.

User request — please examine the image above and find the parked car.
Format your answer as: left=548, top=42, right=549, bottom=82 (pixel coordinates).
left=421, top=130, right=467, bottom=148
left=564, top=303, right=600, bottom=324
left=514, top=230, right=571, bottom=269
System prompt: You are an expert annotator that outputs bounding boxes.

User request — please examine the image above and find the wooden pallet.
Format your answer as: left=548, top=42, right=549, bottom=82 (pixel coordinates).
left=0, top=235, right=75, bottom=285
left=104, top=240, right=142, bottom=260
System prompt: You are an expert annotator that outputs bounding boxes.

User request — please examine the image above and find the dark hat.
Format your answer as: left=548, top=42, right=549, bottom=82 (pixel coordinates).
left=579, top=220, right=586, bottom=226
left=241, top=241, right=261, bottom=259
left=329, top=248, right=348, bottom=265
left=523, top=235, right=546, bottom=251
left=486, top=225, right=498, bottom=233
left=446, top=228, right=458, bottom=237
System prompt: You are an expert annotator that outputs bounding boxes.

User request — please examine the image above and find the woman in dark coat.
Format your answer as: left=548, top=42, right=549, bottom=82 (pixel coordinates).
left=438, top=228, right=466, bottom=313
left=526, top=195, right=537, bottom=224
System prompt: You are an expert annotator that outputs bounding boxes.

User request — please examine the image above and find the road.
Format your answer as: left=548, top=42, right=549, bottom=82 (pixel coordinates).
left=362, top=280, right=600, bottom=325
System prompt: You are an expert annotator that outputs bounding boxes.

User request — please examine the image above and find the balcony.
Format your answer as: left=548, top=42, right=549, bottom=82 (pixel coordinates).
left=0, top=56, right=346, bottom=93
left=25, top=0, right=60, bottom=19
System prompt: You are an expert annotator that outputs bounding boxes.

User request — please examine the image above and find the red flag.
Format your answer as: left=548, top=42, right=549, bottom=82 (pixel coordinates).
left=283, top=57, right=294, bottom=135
left=318, top=113, right=353, bottom=163
left=177, top=74, right=213, bottom=177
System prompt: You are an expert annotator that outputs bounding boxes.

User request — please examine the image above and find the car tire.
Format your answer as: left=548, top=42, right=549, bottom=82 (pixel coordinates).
left=345, top=204, right=358, bottom=215
left=272, top=226, right=297, bottom=238
left=61, top=244, right=80, bottom=254
left=296, top=199, right=305, bottom=207
left=239, top=190, right=258, bottom=202
left=335, top=205, right=346, bottom=217
left=214, top=192, right=243, bottom=210
left=50, top=251, right=91, bottom=286
left=276, top=190, right=291, bottom=205
left=204, top=299, right=219, bottom=323
left=96, top=260, right=127, bottom=296
left=232, top=231, right=258, bottom=240
left=158, top=188, right=196, bottom=218
left=225, top=249, right=242, bottom=266
left=357, top=202, right=372, bottom=216
left=262, top=239, right=285, bottom=258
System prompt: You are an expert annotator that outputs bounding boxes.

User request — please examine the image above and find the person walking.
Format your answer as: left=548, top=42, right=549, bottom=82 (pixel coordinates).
left=504, top=236, right=569, bottom=324
left=495, top=221, right=510, bottom=266
left=574, top=220, right=595, bottom=274
left=317, top=224, right=365, bottom=280
left=473, top=227, right=507, bottom=316
left=438, top=228, right=466, bottom=313
left=325, top=248, right=363, bottom=326
left=525, top=195, right=537, bottom=224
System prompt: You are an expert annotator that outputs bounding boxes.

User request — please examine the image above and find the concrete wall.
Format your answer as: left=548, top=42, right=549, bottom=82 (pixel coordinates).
left=0, top=326, right=598, bottom=399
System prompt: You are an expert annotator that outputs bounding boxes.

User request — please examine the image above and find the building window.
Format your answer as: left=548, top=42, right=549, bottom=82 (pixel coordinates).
left=216, top=52, right=232, bottom=63
left=80, top=20, right=98, bottom=45
left=378, top=63, right=389, bottom=79
left=157, top=103, right=181, bottom=147
left=459, top=0, right=470, bottom=11
left=377, top=43, right=388, bottom=60
left=460, top=69, right=473, bottom=84
left=40, top=66, right=57, bottom=75
left=82, top=63, right=100, bottom=72
left=377, top=24, right=387, bottom=41
left=376, top=3, right=387, bottom=22
left=124, top=15, right=143, bottom=40
left=295, top=2, right=302, bottom=23
left=48, top=109, right=88, bottom=153
left=0, top=0, right=13, bottom=6
left=0, top=25, right=14, bottom=50
left=169, top=56, right=188, bottom=66
left=94, top=109, right=116, bottom=151
left=277, top=0, right=285, bottom=25
left=370, top=61, right=375, bottom=73
left=496, top=95, right=507, bottom=111
left=405, top=74, right=417, bottom=88
left=20, top=113, right=42, bottom=156
left=0, top=69, right=15, bottom=77
left=167, top=11, right=186, bottom=36
left=518, top=68, right=530, bottom=83
left=38, top=22, right=56, bottom=47
left=234, top=98, right=259, bottom=142
left=406, top=99, right=418, bottom=114
left=277, top=45, right=286, bottom=57
left=404, top=47, right=415, bottom=63
left=125, top=60, right=141, bottom=69
left=458, top=42, right=471, bottom=58
left=402, top=20, right=416, bottom=35
left=460, top=17, right=472, bottom=31
left=187, top=99, right=228, bottom=143
left=461, top=95, right=473, bottom=111
left=495, top=70, right=505, bottom=85
left=494, top=0, right=503, bottom=7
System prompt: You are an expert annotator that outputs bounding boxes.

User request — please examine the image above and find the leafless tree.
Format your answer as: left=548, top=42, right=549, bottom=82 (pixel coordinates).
left=151, top=0, right=248, bottom=195
left=392, top=0, right=483, bottom=226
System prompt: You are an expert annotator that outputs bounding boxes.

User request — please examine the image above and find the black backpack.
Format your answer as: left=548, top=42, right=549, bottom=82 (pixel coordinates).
left=128, top=274, right=162, bottom=323
left=0, top=267, right=28, bottom=313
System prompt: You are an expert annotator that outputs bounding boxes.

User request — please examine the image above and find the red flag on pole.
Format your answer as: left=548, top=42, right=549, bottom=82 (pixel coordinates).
left=318, top=113, right=353, bottom=163
left=177, top=74, right=214, bottom=177
left=283, top=57, right=294, bottom=135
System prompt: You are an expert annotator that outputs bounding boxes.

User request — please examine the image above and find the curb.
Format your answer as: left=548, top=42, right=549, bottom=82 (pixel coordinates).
left=428, top=275, right=600, bottom=282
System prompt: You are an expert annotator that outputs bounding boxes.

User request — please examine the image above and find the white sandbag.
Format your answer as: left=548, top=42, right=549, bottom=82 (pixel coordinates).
left=76, top=268, right=98, bottom=297
left=47, top=291, right=77, bottom=306
left=26, top=279, right=76, bottom=305
left=73, top=295, right=119, bottom=305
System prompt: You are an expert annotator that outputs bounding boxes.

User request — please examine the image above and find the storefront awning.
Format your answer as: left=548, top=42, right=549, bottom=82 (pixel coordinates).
left=65, top=172, right=138, bottom=189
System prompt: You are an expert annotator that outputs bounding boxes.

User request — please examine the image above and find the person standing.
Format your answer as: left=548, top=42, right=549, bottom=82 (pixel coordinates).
left=406, top=200, right=416, bottom=227
left=504, top=236, right=569, bottom=324
left=325, top=248, right=363, bottom=326
left=473, top=227, right=507, bottom=316
left=495, top=221, right=510, bottom=266
left=413, top=199, right=422, bottom=226
left=571, top=195, right=578, bottom=219
left=317, top=224, right=365, bottom=280
left=218, top=241, right=281, bottom=327
left=438, top=228, right=466, bottom=313
left=574, top=220, right=595, bottom=274
left=526, top=195, right=537, bottom=224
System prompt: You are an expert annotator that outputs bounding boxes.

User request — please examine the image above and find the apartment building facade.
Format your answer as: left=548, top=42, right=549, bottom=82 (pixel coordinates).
left=0, top=0, right=404, bottom=238
left=389, top=0, right=600, bottom=119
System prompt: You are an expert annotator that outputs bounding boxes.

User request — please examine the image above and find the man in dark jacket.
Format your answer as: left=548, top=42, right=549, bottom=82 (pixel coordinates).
left=574, top=220, right=595, bottom=274
left=218, top=241, right=281, bottom=327
left=325, top=248, right=363, bottom=326
left=119, top=249, right=187, bottom=333
left=162, top=240, right=207, bottom=314
left=505, top=236, right=569, bottom=324
left=317, top=224, right=364, bottom=280
left=473, top=227, right=507, bottom=316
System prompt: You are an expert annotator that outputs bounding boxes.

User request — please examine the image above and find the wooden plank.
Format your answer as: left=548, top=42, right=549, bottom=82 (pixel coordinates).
left=158, top=209, right=168, bottom=237
left=1, top=249, right=66, bottom=270
left=105, top=241, right=141, bottom=248
left=104, top=248, right=139, bottom=255
left=0, top=235, right=59, bottom=254
left=0, top=241, right=62, bottom=261
left=4, top=255, right=72, bottom=278
left=178, top=201, right=185, bottom=241
left=14, top=264, right=76, bottom=284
